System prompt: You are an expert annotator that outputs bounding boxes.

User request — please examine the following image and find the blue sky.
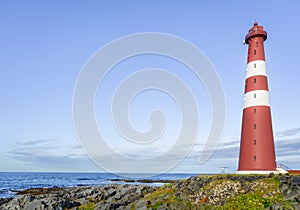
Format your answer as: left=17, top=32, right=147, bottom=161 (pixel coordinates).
left=1, top=1, right=300, bottom=174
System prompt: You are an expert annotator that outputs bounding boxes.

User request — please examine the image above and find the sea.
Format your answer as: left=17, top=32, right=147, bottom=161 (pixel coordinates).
left=0, top=172, right=198, bottom=198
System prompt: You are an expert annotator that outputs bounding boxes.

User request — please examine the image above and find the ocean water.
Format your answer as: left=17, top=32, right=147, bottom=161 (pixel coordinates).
left=0, top=172, right=198, bottom=198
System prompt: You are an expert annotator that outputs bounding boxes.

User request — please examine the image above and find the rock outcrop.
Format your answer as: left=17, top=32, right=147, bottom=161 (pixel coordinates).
left=0, top=184, right=156, bottom=210
left=280, top=174, right=300, bottom=201
left=1, top=174, right=300, bottom=209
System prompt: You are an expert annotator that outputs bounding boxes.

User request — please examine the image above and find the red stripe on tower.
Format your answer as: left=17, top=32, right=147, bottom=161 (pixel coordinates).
left=237, top=22, right=277, bottom=174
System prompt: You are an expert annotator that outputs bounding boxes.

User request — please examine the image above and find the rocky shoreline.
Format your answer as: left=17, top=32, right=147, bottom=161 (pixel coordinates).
left=0, top=174, right=299, bottom=209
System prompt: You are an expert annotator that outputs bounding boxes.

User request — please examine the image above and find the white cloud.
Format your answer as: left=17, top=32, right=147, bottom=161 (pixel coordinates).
left=275, top=127, right=300, bottom=138
left=5, top=127, right=300, bottom=173
left=7, top=139, right=99, bottom=172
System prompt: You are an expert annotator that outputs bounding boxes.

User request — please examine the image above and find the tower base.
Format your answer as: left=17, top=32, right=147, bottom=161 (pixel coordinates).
left=236, top=168, right=288, bottom=174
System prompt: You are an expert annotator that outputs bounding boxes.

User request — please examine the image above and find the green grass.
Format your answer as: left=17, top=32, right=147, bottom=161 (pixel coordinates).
left=77, top=202, right=96, bottom=210
left=202, top=176, right=283, bottom=209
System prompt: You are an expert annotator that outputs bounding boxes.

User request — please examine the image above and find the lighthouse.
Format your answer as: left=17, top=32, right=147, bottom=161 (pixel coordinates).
left=237, top=22, right=278, bottom=174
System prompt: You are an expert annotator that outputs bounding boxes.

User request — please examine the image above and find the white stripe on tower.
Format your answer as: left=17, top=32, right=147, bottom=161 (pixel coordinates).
left=244, top=90, right=270, bottom=108
left=246, top=60, right=267, bottom=79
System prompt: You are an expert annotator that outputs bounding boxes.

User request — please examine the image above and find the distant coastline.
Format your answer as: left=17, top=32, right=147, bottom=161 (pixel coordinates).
left=0, top=172, right=198, bottom=198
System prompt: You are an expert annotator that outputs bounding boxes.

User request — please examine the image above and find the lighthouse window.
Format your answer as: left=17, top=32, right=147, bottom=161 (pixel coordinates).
left=254, top=63, right=256, bottom=68
left=254, top=50, right=257, bottom=55
left=254, top=78, right=257, bottom=83
left=254, top=124, right=256, bottom=129
left=256, top=42, right=259, bottom=47
left=254, top=93, right=256, bottom=98
left=254, top=139, right=257, bottom=145
left=254, top=108, right=256, bottom=114
left=254, top=156, right=257, bottom=161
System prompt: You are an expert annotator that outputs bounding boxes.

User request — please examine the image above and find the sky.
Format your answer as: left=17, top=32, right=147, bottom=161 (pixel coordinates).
left=1, top=1, right=300, bottom=174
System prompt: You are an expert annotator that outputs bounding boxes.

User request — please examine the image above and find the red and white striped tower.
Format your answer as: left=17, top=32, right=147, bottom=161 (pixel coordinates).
left=237, top=22, right=277, bottom=174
